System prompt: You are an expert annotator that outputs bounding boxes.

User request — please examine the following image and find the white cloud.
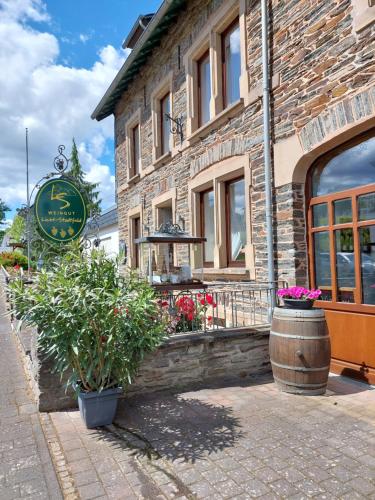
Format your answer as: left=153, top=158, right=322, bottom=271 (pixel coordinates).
left=0, top=0, right=49, bottom=22
left=0, top=0, right=129, bottom=211
left=79, top=33, right=90, bottom=43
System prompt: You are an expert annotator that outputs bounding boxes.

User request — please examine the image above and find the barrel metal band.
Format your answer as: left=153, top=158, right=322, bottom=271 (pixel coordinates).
left=270, top=330, right=330, bottom=340
left=273, top=375, right=327, bottom=389
left=271, top=360, right=330, bottom=372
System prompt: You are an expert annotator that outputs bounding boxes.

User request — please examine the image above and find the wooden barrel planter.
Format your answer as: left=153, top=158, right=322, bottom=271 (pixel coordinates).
left=270, top=307, right=331, bottom=395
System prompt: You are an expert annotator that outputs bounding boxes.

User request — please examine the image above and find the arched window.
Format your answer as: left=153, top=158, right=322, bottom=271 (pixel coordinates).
left=312, top=135, right=375, bottom=197
left=308, top=132, right=375, bottom=309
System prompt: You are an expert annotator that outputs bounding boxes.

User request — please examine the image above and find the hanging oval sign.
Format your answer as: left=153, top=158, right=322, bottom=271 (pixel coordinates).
left=34, top=178, right=87, bottom=243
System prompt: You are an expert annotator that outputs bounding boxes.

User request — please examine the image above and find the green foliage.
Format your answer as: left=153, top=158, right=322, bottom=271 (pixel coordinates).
left=69, top=139, right=101, bottom=216
left=0, top=251, right=28, bottom=269
left=0, top=199, right=9, bottom=226
left=9, top=247, right=166, bottom=393
left=7, top=215, right=25, bottom=243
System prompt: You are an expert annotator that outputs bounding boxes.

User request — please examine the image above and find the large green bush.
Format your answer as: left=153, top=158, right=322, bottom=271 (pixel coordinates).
left=0, top=251, right=28, bottom=269
left=10, top=248, right=166, bottom=393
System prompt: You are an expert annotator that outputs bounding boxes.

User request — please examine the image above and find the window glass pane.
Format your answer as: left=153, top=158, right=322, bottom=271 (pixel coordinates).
left=158, top=206, right=173, bottom=225
left=224, top=22, right=240, bottom=106
left=358, top=192, right=375, bottom=221
left=132, top=125, right=140, bottom=175
left=202, top=191, right=214, bottom=262
left=161, top=94, right=170, bottom=155
left=314, top=231, right=331, bottom=298
left=334, top=198, right=352, bottom=224
left=312, top=136, right=375, bottom=196
left=312, top=203, right=328, bottom=227
left=360, top=226, right=375, bottom=305
left=229, top=179, right=246, bottom=263
left=199, top=53, right=211, bottom=126
left=335, top=229, right=355, bottom=302
left=133, top=217, right=140, bottom=268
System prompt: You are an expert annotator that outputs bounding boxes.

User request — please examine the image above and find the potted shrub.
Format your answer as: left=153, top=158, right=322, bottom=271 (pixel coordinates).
left=10, top=247, right=166, bottom=428
left=277, top=286, right=321, bottom=309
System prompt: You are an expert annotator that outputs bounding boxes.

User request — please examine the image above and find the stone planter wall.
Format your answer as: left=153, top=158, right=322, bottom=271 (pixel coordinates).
left=12, top=316, right=270, bottom=411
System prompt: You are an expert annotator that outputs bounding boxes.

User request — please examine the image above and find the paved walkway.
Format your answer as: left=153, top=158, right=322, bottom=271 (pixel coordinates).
left=0, top=295, right=62, bottom=499
left=46, top=374, right=375, bottom=499
left=2, top=290, right=375, bottom=499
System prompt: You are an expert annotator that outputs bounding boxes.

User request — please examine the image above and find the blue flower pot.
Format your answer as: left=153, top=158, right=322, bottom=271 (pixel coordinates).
left=75, top=385, right=122, bottom=429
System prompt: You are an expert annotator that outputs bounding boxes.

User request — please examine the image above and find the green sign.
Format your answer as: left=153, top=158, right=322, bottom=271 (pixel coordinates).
left=34, top=178, right=87, bottom=243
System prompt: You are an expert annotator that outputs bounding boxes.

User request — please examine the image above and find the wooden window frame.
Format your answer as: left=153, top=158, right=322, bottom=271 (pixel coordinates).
left=131, top=124, right=140, bottom=177
left=197, top=50, right=210, bottom=128
left=221, top=17, right=240, bottom=110
left=133, top=216, right=140, bottom=269
left=306, top=132, right=375, bottom=314
left=225, top=176, right=246, bottom=268
left=160, top=92, right=170, bottom=156
left=200, top=188, right=214, bottom=267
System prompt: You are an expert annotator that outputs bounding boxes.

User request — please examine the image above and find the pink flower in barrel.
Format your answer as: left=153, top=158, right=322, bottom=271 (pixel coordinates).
left=277, top=286, right=322, bottom=309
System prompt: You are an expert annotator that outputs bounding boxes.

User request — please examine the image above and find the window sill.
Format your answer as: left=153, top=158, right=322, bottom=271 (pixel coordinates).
left=188, top=99, right=244, bottom=145
left=128, top=173, right=140, bottom=186
left=153, top=151, right=171, bottom=169
left=193, top=267, right=249, bottom=277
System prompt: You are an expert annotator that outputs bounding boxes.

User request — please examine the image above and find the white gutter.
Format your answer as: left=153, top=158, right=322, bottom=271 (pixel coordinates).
left=261, top=0, right=276, bottom=315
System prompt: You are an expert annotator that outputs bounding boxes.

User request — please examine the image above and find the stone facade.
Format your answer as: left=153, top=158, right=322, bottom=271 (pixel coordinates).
left=111, top=0, right=375, bottom=285
left=12, top=317, right=270, bottom=411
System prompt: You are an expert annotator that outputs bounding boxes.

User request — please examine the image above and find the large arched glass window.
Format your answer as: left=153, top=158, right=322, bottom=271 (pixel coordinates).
left=308, top=132, right=375, bottom=309
left=312, top=135, right=375, bottom=197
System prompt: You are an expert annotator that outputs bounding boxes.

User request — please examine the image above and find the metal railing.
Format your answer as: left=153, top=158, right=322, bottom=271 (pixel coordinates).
left=157, top=283, right=275, bottom=335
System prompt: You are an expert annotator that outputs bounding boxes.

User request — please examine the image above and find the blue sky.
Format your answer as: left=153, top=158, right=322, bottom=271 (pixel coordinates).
left=41, top=1, right=161, bottom=69
left=0, top=0, right=162, bottom=223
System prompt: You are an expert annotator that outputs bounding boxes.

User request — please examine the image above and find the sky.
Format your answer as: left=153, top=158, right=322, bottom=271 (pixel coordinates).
left=0, top=0, right=162, bottom=224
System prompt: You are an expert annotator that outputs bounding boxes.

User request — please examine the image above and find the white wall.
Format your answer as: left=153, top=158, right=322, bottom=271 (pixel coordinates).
left=88, top=223, right=119, bottom=257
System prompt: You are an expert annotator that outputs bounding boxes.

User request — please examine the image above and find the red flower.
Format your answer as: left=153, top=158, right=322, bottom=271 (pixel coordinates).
left=205, top=294, right=214, bottom=305
left=161, top=301, right=169, bottom=308
left=199, top=299, right=206, bottom=306
left=207, top=316, right=212, bottom=321
left=187, top=313, right=194, bottom=321
left=113, top=307, right=120, bottom=316
left=212, top=302, right=217, bottom=308
left=13, top=264, right=20, bottom=270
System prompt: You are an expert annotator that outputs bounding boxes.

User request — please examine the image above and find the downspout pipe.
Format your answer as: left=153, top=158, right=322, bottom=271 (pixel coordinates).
left=261, top=0, right=276, bottom=315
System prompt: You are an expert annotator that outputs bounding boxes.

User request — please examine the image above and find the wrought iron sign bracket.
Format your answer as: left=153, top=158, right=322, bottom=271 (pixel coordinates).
left=165, top=113, right=183, bottom=145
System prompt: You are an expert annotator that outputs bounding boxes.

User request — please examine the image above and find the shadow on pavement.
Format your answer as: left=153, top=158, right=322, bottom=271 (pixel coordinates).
left=110, top=391, right=245, bottom=464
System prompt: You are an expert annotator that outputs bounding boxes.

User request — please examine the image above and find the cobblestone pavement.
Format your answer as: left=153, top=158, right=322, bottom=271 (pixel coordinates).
left=46, top=373, right=375, bottom=500
left=0, top=299, right=62, bottom=499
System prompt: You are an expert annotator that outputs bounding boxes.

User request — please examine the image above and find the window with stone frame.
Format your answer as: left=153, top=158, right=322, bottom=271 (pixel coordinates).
left=225, top=177, right=246, bottom=267
left=125, top=109, right=142, bottom=181
left=160, top=92, right=171, bottom=156
left=184, top=0, right=248, bottom=137
left=200, top=189, right=215, bottom=266
left=132, top=216, right=141, bottom=269
left=131, top=124, right=141, bottom=177
left=198, top=51, right=211, bottom=127
left=221, top=18, right=241, bottom=109
left=151, top=73, right=173, bottom=163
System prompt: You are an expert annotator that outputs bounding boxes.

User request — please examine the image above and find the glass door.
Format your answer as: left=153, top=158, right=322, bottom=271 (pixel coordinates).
left=308, top=185, right=375, bottom=311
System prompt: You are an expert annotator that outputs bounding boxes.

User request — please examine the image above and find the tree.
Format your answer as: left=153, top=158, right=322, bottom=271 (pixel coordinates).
left=0, top=199, right=10, bottom=244
left=69, top=139, right=101, bottom=216
left=0, top=199, right=9, bottom=226
left=7, top=214, right=25, bottom=243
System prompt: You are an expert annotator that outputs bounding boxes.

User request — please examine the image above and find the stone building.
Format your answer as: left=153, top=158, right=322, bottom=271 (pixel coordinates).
left=93, top=0, right=375, bottom=383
